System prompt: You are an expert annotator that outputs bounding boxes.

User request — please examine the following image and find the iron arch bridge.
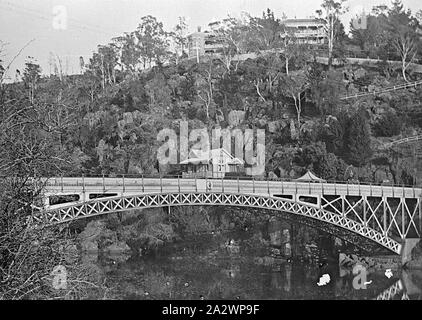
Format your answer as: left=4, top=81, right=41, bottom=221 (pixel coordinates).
left=31, top=176, right=422, bottom=256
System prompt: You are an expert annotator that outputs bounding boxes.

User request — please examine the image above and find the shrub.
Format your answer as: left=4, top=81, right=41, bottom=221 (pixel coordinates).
left=372, top=111, right=402, bottom=137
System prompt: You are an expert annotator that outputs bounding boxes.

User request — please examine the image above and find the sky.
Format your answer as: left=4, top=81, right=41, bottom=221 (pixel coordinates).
left=0, top=0, right=421, bottom=81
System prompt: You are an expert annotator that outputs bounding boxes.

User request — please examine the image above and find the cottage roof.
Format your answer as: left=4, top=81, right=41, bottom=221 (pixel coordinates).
left=180, top=148, right=244, bottom=165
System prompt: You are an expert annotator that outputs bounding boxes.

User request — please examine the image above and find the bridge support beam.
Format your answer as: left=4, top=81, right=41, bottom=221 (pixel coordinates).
left=401, top=238, right=422, bottom=268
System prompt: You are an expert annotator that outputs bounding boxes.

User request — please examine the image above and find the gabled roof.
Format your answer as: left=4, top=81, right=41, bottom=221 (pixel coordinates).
left=180, top=148, right=244, bottom=165
left=295, top=170, right=326, bottom=182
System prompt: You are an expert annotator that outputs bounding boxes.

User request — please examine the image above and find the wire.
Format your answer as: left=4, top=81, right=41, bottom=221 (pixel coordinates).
left=0, top=0, right=116, bottom=37
left=340, top=80, right=422, bottom=100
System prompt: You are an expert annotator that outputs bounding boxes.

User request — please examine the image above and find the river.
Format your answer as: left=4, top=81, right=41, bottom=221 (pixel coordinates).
left=85, top=231, right=422, bottom=300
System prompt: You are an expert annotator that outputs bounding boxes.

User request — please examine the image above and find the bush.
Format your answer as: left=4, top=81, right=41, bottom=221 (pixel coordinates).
left=372, top=111, right=402, bottom=137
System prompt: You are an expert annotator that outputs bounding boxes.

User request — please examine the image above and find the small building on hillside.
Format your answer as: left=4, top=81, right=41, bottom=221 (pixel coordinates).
left=281, top=18, right=327, bottom=45
left=186, top=26, right=227, bottom=58
left=180, top=148, right=244, bottom=178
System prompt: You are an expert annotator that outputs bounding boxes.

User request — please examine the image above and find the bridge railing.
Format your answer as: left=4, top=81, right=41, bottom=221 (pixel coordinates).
left=41, top=174, right=422, bottom=197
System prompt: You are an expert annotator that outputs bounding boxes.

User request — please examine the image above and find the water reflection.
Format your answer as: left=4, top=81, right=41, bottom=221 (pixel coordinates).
left=86, top=238, right=422, bottom=300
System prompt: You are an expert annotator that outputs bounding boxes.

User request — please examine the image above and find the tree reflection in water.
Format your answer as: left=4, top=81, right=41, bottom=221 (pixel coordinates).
left=90, top=237, right=422, bottom=300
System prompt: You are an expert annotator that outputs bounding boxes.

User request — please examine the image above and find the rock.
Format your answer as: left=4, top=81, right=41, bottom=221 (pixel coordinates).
left=81, top=240, right=98, bottom=253
left=64, top=244, right=79, bottom=264
left=268, top=120, right=288, bottom=133
left=227, top=110, right=245, bottom=126
left=226, top=245, right=240, bottom=254
left=143, top=208, right=166, bottom=225
left=269, top=231, right=282, bottom=247
left=354, top=68, right=367, bottom=79
left=334, top=237, right=343, bottom=248
left=107, top=252, right=131, bottom=263
left=258, top=119, right=267, bottom=128
left=81, top=252, right=98, bottom=264
left=120, top=210, right=142, bottom=225
left=284, top=243, right=292, bottom=257
left=368, top=84, right=376, bottom=92
left=105, top=240, right=131, bottom=254
left=282, top=229, right=291, bottom=243
left=78, top=219, right=119, bottom=252
left=290, top=119, right=298, bottom=140
left=406, top=241, right=422, bottom=270
left=79, top=220, right=107, bottom=242
left=378, top=92, right=393, bottom=101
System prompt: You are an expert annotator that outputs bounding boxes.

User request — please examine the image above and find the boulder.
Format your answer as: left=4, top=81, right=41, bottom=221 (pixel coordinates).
left=290, top=119, right=298, bottom=140
left=78, top=219, right=118, bottom=252
left=284, top=243, right=292, bottom=257
left=78, top=220, right=107, bottom=243
left=268, top=120, right=288, bottom=133
left=406, top=241, right=422, bottom=270
left=81, top=240, right=98, bottom=253
left=269, top=231, right=282, bottom=247
left=105, top=240, right=131, bottom=254
left=354, top=68, right=367, bottom=79
left=64, top=243, right=79, bottom=264
left=227, top=110, right=245, bottom=126
left=258, top=118, right=267, bottom=128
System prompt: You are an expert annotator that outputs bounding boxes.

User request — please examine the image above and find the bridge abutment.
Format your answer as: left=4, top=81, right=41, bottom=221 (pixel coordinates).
left=402, top=238, right=422, bottom=269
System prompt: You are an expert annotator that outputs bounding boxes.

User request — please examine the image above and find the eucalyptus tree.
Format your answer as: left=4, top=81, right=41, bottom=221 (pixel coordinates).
left=316, top=0, right=348, bottom=69
left=386, top=0, right=420, bottom=81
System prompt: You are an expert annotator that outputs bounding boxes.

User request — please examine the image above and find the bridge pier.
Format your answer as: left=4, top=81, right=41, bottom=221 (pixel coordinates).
left=401, top=238, right=422, bottom=269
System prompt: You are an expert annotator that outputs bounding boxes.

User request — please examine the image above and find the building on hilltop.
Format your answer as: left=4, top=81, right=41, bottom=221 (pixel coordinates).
left=186, top=17, right=327, bottom=60
left=187, top=26, right=226, bottom=59
left=281, top=17, right=327, bottom=45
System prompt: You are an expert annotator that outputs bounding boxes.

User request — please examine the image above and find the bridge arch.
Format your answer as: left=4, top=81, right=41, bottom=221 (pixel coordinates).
left=32, top=192, right=402, bottom=254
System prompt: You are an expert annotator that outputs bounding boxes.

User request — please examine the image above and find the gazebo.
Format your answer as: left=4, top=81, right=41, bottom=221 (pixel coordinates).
left=295, top=170, right=326, bottom=183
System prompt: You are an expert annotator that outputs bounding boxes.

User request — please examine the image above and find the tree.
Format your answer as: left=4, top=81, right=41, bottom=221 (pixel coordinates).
left=372, top=110, right=402, bottom=137
left=244, top=9, right=285, bottom=51
left=208, top=17, right=248, bottom=73
left=88, top=44, right=119, bottom=90
left=112, top=16, right=170, bottom=72
left=308, top=68, right=343, bottom=119
left=0, top=94, right=106, bottom=299
left=195, top=60, right=216, bottom=121
left=279, top=72, right=309, bottom=134
left=171, top=17, right=189, bottom=64
left=345, top=108, right=373, bottom=166
left=387, top=2, right=419, bottom=81
left=279, top=30, right=311, bottom=75
left=316, top=0, right=348, bottom=69
left=22, top=57, right=41, bottom=104
left=350, top=14, right=386, bottom=53
left=133, top=15, right=171, bottom=69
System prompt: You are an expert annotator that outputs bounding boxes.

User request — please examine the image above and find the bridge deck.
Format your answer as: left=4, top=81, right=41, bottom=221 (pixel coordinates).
left=43, top=177, right=422, bottom=200
left=30, top=177, right=422, bottom=254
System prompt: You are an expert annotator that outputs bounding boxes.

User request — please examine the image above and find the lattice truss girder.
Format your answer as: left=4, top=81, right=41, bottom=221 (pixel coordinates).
left=375, top=280, right=405, bottom=300
left=31, top=192, right=412, bottom=254
left=321, top=195, right=421, bottom=241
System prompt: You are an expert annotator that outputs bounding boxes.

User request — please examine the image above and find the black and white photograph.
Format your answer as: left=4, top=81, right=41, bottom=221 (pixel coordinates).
left=0, top=0, right=422, bottom=307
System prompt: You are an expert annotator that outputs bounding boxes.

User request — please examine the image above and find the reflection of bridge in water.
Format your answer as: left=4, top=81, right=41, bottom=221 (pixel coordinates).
left=375, top=270, right=422, bottom=300
left=31, top=176, right=422, bottom=258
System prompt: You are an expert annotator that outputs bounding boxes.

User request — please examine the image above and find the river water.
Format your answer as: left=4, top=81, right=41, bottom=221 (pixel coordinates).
left=90, top=232, right=422, bottom=300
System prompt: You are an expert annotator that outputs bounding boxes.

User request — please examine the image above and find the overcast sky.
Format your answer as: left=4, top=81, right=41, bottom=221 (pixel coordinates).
left=0, top=0, right=421, bottom=81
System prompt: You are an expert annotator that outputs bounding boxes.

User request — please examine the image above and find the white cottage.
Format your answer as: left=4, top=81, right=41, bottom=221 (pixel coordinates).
left=180, top=148, right=244, bottom=178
